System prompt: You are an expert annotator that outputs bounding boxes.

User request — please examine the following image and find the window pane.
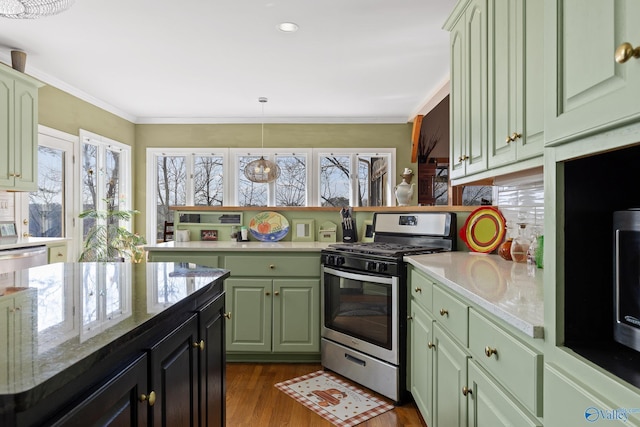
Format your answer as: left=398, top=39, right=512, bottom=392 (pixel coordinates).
left=276, top=155, right=306, bottom=207
left=320, top=155, right=350, bottom=207
left=81, top=144, right=98, bottom=239
left=157, top=156, right=186, bottom=240
left=105, top=149, right=121, bottom=213
left=238, top=155, right=267, bottom=207
left=462, top=186, right=493, bottom=205
left=194, top=155, right=223, bottom=206
left=29, top=146, right=64, bottom=237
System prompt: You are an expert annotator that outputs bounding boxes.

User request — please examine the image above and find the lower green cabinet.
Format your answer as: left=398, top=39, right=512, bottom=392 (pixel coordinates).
left=468, top=360, right=542, bottom=427
left=433, top=323, right=469, bottom=427
left=225, top=278, right=319, bottom=354
left=409, top=301, right=434, bottom=426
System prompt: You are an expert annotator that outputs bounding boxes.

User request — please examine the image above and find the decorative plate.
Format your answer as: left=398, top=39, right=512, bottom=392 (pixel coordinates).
left=459, top=207, right=506, bottom=253
left=249, top=211, right=290, bottom=242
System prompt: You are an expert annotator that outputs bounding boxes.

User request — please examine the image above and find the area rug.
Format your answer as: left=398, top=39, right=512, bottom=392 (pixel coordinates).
left=274, top=370, right=394, bottom=427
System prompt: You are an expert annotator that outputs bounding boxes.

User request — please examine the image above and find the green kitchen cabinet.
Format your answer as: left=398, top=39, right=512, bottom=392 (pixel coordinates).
left=0, top=288, right=36, bottom=387
left=432, top=322, right=470, bottom=427
left=0, top=64, right=43, bottom=192
left=544, top=0, right=640, bottom=146
left=225, top=278, right=320, bottom=355
left=47, top=242, right=68, bottom=264
left=468, top=359, right=542, bottom=427
left=409, top=301, right=435, bottom=427
left=487, top=0, right=544, bottom=169
left=447, top=0, right=489, bottom=180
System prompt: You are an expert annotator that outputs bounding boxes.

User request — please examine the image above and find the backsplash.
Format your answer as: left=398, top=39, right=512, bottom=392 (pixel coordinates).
left=495, top=170, right=544, bottom=239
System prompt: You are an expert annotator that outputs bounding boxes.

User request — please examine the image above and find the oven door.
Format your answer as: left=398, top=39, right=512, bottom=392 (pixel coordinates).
left=321, top=265, right=399, bottom=364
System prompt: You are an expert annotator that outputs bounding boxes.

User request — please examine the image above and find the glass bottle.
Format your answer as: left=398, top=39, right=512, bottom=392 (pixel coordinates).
left=526, top=226, right=541, bottom=265
left=510, top=223, right=530, bottom=263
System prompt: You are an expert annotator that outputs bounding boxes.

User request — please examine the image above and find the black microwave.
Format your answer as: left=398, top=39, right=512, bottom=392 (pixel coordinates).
left=613, top=209, right=640, bottom=352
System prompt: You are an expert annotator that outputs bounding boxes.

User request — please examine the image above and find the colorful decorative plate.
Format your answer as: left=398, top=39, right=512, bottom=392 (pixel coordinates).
left=249, top=211, right=290, bottom=242
left=459, top=207, right=506, bottom=253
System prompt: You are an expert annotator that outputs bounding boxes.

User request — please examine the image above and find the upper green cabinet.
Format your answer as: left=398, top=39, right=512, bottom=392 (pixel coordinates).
left=0, top=65, right=43, bottom=192
left=544, top=0, right=640, bottom=145
left=488, top=0, right=544, bottom=168
left=447, top=0, right=489, bottom=180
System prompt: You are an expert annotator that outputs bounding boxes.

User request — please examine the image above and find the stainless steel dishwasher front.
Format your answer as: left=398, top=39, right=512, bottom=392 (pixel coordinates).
left=0, top=245, right=48, bottom=274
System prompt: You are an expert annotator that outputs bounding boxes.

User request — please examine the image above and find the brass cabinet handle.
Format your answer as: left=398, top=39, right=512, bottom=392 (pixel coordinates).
left=57, top=252, right=63, bottom=257
left=140, top=391, right=156, bottom=406
left=274, top=291, right=280, bottom=296
left=269, top=264, right=275, bottom=269
left=485, top=346, right=498, bottom=358
left=615, top=42, right=640, bottom=63
left=266, top=291, right=270, bottom=296
left=223, top=312, right=231, bottom=319
left=506, top=132, right=522, bottom=143
left=462, top=386, right=472, bottom=396
left=193, top=340, right=205, bottom=351
left=414, top=287, right=422, bottom=293
left=427, top=341, right=435, bottom=349
left=505, top=135, right=513, bottom=143
left=407, top=315, right=413, bottom=320
left=23, top=219, right=28, bottom=225
left=439, top=308, right=449, bottom=317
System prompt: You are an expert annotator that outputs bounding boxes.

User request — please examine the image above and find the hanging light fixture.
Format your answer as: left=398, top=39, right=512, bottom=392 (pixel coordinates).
left=0, top=0, right=74, bottom=19
left=244, top=97, right=281, bottom=183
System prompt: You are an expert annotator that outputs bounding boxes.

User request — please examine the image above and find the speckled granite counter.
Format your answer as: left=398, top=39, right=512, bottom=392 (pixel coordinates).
left=146, top=240, right=331, bottom=252
left=405, top=252, right=544, bottom=339
left=0, top=261, right=228, bottom=423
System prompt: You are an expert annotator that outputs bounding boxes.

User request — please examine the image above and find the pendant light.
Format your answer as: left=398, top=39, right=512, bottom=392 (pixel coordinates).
left=244, top=97, right=281, bottom=183
left=0, top=0, right=75, bottom=19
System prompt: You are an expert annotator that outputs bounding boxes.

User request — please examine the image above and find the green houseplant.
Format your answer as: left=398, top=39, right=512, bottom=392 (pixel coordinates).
left=78, top=198, right=146, bottom=263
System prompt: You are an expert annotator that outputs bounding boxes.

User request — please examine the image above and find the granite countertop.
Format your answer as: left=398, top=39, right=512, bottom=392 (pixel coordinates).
left=0, top=237, right=70, bottom=251
left=0, top=262, right=228, bottom=396
left=145, top=241, right=332, bottom=252
left=405, top=252, right=544, bottom=339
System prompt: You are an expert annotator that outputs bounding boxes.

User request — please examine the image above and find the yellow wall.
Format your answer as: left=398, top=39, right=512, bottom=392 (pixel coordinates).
left=39, top=86, right=418, bottom=236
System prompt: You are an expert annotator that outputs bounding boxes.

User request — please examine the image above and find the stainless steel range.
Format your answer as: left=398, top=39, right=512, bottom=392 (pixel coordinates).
left=320, top=211, right=456, bottom=404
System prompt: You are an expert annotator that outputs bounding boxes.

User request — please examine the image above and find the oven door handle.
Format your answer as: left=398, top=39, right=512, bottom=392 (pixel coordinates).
left=323, top=266, right=395, bottom=285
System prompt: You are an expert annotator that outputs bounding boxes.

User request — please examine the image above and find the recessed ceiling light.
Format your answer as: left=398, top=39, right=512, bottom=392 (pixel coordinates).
left=278, top=22, right=299, bottom=33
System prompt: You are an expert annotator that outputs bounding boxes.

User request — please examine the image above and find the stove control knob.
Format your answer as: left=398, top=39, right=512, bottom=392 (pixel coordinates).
left=324, top=255, right=334, bottom=265
left=377, top=263, right=388, bottom=273
left=336, top=256, right=346, bottom=266
left=365, top=261, right=377, bottom=271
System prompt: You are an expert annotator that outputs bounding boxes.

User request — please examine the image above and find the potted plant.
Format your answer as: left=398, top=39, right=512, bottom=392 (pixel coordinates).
left=78, top=198, right=146, bottom=263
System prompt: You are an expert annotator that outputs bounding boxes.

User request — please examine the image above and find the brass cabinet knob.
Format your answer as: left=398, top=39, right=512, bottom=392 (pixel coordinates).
left=269, top=264, right=275, bottom=269
left=266, top=292, right=270, bottom=296
left=439, top=308, right=449, bottom=317
left=615, top=42, right=640, bottom=63
left=407, top=315, right=413, bottom=320
left=274, top=291, right=280, bottom=296
left=506, top=135, right=513, bottom=143
left=462, top=386, right=472, bottom=396
left=485, top=346, right=498, bottom=358
left=23, top=219, right=28, bottom=225
left=140, top=391, right=156, bottom=406
left=414, top=287, right=422, bottom=293
left=427, top=341, right=435, bottom=349
left=223, top=312, right=231, bottom=319
left=193, top=340, right=205, bottom=351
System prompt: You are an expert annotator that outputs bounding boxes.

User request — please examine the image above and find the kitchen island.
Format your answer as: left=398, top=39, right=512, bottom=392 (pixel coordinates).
left=0, top=262, right=229, bottom=427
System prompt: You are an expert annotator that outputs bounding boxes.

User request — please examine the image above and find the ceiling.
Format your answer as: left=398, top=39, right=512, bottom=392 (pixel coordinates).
left=0, top=0, right=456, bottom=124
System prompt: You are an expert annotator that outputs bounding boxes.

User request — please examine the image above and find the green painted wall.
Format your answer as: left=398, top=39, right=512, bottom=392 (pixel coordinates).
left=38, top=85, right=418, bottom=237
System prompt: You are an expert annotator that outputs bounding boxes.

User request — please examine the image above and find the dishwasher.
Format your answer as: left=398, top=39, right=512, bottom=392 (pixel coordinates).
left=0, top=245, right=48, bottom=275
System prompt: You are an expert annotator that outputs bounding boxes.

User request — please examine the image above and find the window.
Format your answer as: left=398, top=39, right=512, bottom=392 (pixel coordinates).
left=149, top=149, right=228, bottom=241
left=79, top=130, right=132, bottom=242
left=147, top=147, right=395, bottom=240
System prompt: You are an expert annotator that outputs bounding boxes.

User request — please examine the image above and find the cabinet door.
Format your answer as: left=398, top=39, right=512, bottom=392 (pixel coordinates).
left=0, top=72, right=13, bottom=188
left=468, top=360, right=542, bottom=427
left=465, top=0, right=489, bottom=177
left=272, top=279, right=320, bottom=353
left=12, top=79, right=38, bottom=191
left=449, top=0, right=488, bottom=180
left=409, top=301, right=434, bottom=427
left=545, top=0, right=640, bottom=145
left=225, top=278, right=271, bottom=352
left=48, top=244, right=68, bottom=264
left=197, top=293, right=226, bottom=427
left=149, top=313, right=199, bottom=427
left=50, top=354, right=149, bottom=427
left=433, top=323, right=469, bottom=427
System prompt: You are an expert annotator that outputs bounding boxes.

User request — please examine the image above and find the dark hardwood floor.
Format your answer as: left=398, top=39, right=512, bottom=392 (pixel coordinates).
left=226, top=362, right=426, bottom=426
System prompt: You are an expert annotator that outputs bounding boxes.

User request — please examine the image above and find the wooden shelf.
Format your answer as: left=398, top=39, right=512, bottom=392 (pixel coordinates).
left=169, top=205, right=478, bottom=213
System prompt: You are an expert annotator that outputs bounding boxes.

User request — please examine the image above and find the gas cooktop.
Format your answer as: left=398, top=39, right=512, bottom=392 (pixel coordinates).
left=327, top=242, right=445, bottom=257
